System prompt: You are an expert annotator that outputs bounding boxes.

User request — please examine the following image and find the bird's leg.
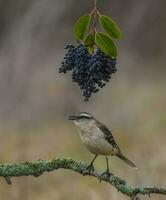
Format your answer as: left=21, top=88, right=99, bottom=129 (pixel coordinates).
left=86, top=154, right=98, bottom=174
left=106, top=157, right=111, bottom=178
left=101, top=157, right=112, bottom=181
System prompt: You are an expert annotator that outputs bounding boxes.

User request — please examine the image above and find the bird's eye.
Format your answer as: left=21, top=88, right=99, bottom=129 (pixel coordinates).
left=79, top=116, right=91, bottom=119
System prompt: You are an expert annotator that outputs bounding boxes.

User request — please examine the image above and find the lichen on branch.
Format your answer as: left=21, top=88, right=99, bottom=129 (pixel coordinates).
left=0, top=158, right=166, bottom=199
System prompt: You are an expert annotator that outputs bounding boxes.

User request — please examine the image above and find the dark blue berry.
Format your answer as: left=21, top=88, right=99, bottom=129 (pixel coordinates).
left=59, top=44, right=117, bottom=101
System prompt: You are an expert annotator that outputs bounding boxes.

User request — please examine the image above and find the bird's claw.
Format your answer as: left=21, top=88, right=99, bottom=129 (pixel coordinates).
left=87, top=164, right=95, bottom=174
left=99, top=170, right=112, bottom=182
left=83, top=164, right=94, bottom=175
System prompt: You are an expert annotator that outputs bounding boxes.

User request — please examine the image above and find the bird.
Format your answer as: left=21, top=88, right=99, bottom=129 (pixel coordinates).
left=69, top=112, right=137, bottom=179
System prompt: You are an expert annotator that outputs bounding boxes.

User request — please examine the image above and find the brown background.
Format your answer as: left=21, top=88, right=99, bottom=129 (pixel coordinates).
left=0, top=0, right=165, bottom=199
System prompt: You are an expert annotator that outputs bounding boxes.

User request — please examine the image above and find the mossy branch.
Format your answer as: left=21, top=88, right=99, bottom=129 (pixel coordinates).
left=0, top=158, right=166, bottom=199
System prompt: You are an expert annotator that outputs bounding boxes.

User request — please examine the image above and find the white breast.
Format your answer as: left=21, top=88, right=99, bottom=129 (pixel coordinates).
left=79, top=127, right=113, bottom=156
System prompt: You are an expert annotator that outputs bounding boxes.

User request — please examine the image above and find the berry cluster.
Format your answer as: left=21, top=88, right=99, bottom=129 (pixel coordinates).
left=59, top=44, right=117, bottom=101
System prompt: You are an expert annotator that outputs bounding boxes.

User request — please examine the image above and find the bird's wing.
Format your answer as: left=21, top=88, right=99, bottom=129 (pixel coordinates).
left=97, top=121, right=121, bottom=151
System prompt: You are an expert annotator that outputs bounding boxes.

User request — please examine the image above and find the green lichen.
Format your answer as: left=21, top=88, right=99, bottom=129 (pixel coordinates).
left=0, top=158, right=165, bottom=198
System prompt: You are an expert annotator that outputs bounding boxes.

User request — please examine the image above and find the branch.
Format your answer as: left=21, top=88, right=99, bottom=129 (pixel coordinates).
left=0, top=158, right=165, bottom=198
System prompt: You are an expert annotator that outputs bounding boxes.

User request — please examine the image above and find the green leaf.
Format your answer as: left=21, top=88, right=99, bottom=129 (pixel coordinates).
left=84, top=33, right=95, bottom=53
left=73, top=15, right=91, bottom=41
left=95, top=32, right=117, bottom=57
left=84, top=33, right=95, bottom=46
left=99, top=15, right=121, bottom=39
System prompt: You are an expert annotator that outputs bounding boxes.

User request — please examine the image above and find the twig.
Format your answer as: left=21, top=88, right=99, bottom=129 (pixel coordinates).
left=94, top=0, right=97, bottom=7
left=0, top=158, right=166, bottom=198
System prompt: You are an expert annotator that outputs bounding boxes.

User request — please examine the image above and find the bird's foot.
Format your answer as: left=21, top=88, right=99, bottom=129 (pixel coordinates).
left=99, top=170, right=112, bottom=182
left=86, top=163, right=95, bottom=174
left=83, top=164, right=94, bottom=175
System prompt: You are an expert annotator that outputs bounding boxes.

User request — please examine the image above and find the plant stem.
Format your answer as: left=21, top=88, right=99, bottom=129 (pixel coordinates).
left=94, top=0, right=97, bottom=7
left=91, top=1, right=98, bottom=53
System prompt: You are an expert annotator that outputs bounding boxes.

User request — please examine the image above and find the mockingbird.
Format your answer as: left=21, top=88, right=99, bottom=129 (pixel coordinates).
left=69, top=112, right=137, bottom=179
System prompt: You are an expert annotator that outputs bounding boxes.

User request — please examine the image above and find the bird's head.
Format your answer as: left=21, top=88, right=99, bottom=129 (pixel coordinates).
left=68, top=112, right=96, bottom=128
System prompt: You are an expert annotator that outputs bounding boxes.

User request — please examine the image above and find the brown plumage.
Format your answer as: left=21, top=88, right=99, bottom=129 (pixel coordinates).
left=97, top=121, right=137, bottom=168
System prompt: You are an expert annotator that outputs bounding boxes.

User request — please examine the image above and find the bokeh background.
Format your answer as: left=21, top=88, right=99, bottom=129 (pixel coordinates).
left=0, top=0, right=165, bottom=199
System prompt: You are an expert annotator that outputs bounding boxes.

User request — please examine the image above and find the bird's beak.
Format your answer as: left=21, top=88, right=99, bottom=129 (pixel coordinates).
left=68, top=115, right=77, bottom=120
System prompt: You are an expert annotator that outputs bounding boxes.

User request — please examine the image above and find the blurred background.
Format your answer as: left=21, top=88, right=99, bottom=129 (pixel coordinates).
left=0, top=0, right=165, bottom=199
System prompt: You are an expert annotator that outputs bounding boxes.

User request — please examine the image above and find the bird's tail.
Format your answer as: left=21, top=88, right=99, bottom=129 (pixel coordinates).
left=116, top=152, right=137, bottom=169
